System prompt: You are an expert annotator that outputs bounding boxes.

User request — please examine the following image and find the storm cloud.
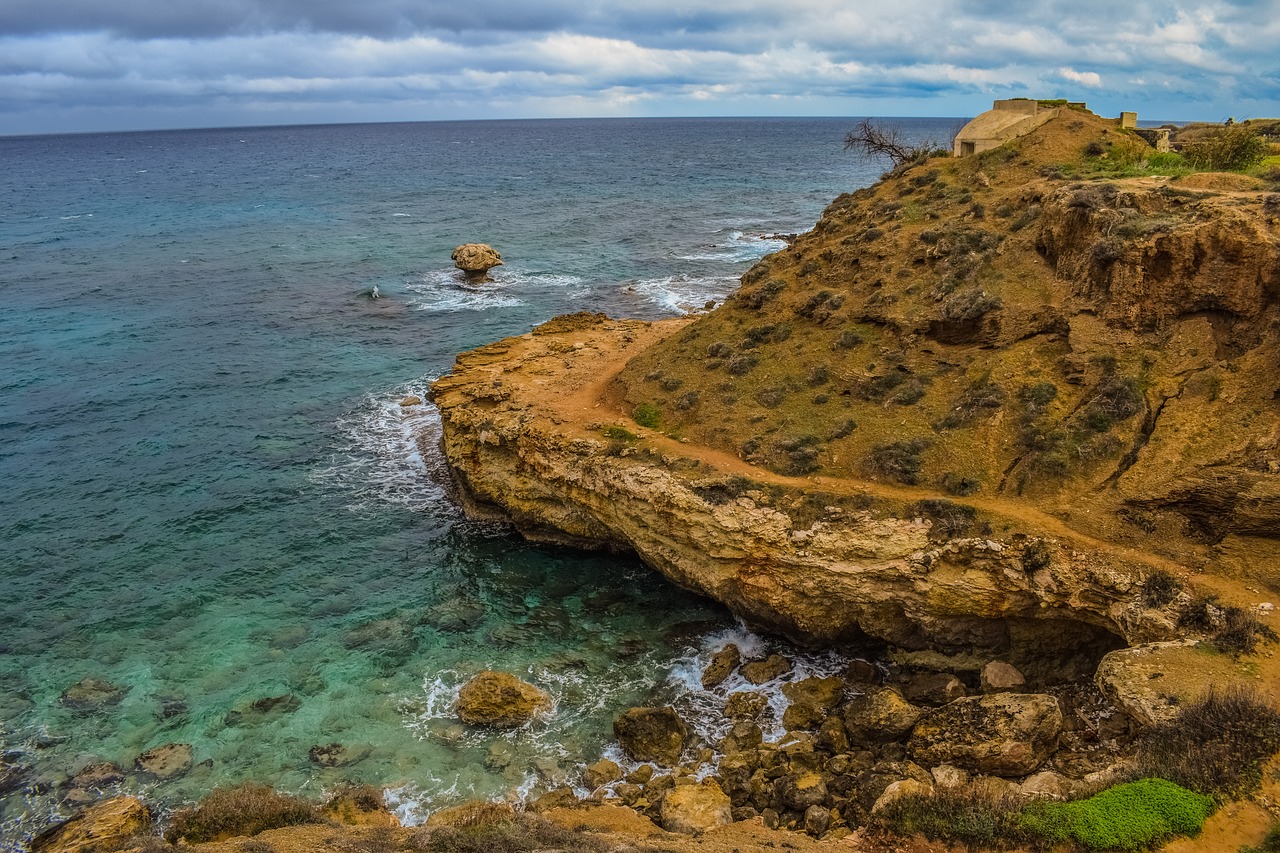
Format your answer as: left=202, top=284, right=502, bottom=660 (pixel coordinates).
left=2, top=0, right=1277, bottom=134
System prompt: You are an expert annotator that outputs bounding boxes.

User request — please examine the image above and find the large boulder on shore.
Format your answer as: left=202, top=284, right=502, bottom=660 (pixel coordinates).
left=907, top=693, right=1063, bottom=776
left=455, top=671, right=550, bottom=728
left=613, top=706, right=689, bottom=765
left=660, top=780, right=732, bottom=834
left=842, top=686, right=924, bottom=743
left=451, top=244, right=503, bottom=280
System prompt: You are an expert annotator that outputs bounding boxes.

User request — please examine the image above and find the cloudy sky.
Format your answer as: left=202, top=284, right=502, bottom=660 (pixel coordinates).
left=2, top=0, right=1278, bottom=134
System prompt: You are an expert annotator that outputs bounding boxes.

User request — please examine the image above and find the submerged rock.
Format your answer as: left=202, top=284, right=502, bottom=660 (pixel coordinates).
left=614, top=706, right=689, bottom=766
left=59, top=678, right=126, bottom=711
left=1, top=751, right=32, bottom=796
left=134, top=743, right=193, bottom=779
left=455, top=671, right=551, bottom=728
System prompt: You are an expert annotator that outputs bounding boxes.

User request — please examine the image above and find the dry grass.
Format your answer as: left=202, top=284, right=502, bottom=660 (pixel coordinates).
left=165, top=784, right=316, bottom=843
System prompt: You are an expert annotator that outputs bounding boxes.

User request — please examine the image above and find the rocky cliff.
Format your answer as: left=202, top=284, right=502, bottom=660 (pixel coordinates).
left=430, top=108, right=1280, bottom=672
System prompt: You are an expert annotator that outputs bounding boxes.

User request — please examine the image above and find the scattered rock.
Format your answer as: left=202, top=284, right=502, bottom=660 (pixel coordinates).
left=224, top=694, right=301, bottom=727
left=134, top=744, right=193, bottom=779
left=451, top=244, right=504, bottom=281
left=903, top=672, right=967, bottom=706
left=456, top=671, right=551, bottom=728
left=59, top=679, right=126, bottom=711
left=930, top=764, right=970, bottom=789
left=842, top=686, right=924, bottom=743
left=528, top=788, right=580, bottom=813
left=1093, top=640, right=1207, bottom=727
left=68, top=763, right=124, bottom=791
left=779, top=771, right=828, bottom=811
left=423, top=596, right=487, bottom=633
left=583, top=758, right=622, bottom=790
left=872, top=779, right=933, bottom=813
left=981, top=660, right=1027, bottom=693
left=845, top=660, right=882, bottom=685
left=701, top=644, right=741, bottom=689
left=908, top=693, right=1064, bottom=776
left=719, top=720, right=763, bottom=754
left=660, top=780, right=732, bottom=834
left=804, top=804, right=832, bottom=836
left=741, top=654, right=792, bottom=685
left=1, top=751, right=32, bottom=795
left=723, top=691, right=769, bottom=720
left=781, top=676, right=844, bottom=730
left=31, top=796, right=151, bottom=853
left=614, top=707, right=689, bottom=766
left=399, top=395, right=423, bottom=407
left=1020, top=770, right=1073, bottom=800
left=626, top=764, right=655, bottom=785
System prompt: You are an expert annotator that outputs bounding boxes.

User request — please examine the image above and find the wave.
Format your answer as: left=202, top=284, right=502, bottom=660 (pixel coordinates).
left=403, top=268, right=583, bottom=313
left=311, top=382, right=452, bottom=517
left=673, top=230, right=788, bottom=264
left=620, top=274, right=739, bottom=315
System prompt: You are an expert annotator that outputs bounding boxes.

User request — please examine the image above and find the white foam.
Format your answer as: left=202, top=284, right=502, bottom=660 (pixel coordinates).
left=404, top=268, right=584, bottom=313
left=674, top=230, right=788, bottom=263
left=622, top=274, right=739, bottom=314
left=311, top=382, right=452, bottom=516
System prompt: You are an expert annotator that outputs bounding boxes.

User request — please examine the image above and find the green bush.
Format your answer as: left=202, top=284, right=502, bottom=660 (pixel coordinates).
left=1019, top=778, right=1212, bottom=851
left=1140, top=569, right=1182, bottom=607
left=631, top=403, right=661, bottom=429
left=1242, top=822, right=1280, bottom=853
left=870, top=785, right=1026, bottom=847
left=864, top=438, right=930, bottom=485
left=601, top=425, right=638, bottom=442
left=165, top=784, right=316, bottom=843
left=1182, top=125, right=1268, bottom=171
left=1138, top=686, right=1280, bottom=798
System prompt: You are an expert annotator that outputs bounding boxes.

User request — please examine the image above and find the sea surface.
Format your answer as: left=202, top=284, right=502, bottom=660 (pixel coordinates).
left=0, top=116, right=959, bottom=848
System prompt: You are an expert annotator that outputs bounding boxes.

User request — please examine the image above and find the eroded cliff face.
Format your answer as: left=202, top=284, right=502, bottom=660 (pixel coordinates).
left=430, top=315, right=1168, bottom=674
left=430, top=109, right=1280, bottom=671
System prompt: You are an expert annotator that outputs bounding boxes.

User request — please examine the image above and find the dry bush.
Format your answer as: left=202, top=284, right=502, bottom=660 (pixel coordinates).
left=165, top=784, right=316, bottom=843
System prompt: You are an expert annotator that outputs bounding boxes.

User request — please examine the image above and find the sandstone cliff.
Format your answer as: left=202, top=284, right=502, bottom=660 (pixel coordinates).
left=430, top=109, right=1280, bottom=671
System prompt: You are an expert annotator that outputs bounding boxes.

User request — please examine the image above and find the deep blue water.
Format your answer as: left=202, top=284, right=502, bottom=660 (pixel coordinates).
left=0, top=116, right=957, bottom=847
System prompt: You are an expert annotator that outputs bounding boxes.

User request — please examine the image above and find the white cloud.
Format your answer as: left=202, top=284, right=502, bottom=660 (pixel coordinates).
left=1059, top=67, right=1103, bottom=87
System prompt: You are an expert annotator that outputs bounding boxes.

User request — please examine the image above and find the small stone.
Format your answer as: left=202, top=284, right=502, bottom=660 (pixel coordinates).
left=782, top=676, right=844, bottom=731
left=981, top=660, right=1027, bottom=693
left=846, top=660, right=882, bottom=685
left=842, top=686, right=924, bottom=743
left=741, top=654, right=791, bottom=685
left=528, top=788, right=580, bottom=813
left=780, top=771, right=828, bottom=811
left=134, top=743, right=193, bottom=779
left=456, top=671, right=551, bottom=728
left=702, top=644, right=741, bottom=689
left=903, top=672, right=967, bottom=706
left=719, top=720, right=763, bottom=754
left=1020, top=770, right=1073, bottom=800
left=804, top=804, right=832, bottom=836
left=400, top=395, right=423, bottom=407
left=583, top=758, right=622, bottom=790
left=626, top=764, right=655, bottom=785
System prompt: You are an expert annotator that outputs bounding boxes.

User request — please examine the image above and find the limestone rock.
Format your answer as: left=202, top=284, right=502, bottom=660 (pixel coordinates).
left=908, top=694, right=1063, bottom=776
left=1093, top=640, right=1211, bottom=727
left=781, top=676, right=844, bottom=730
left=660, top=780, right=732, bottom=834
left=842, top=686, right=924, bottom=743
left=872, top=778, right=932, bottom=813
left=133, top=743, right=193, bottom=779
left=846, top=660, right=882, bottom=685
left=903, top=672, right=967, bottom=706
left=1020, top=770, right=1073, bottom=800
left=779, top=771, right=828, bottom=811
left=59, top=679, right=126, bottom=711
left=719, top=720, right=763, bottom=754
left=981, top=660, right=1027, bottom=694
left=583, top=758, right=622, bottom=790
left=804, top=804, right=832, bottom=836
left=701, top=644, right=741, bottom=689
left=31, top=796, right=150, bottom=853
left=456, top=671, right=551, bottom=728
left=930, top=764, right=970, bottom=789
left=451, top=244, right=503, bottom=280
left=614, top=706, right=689, bottom=766
left=741, top=654, right=791, bottom=685
left=723, top=691, right=769, bottom=720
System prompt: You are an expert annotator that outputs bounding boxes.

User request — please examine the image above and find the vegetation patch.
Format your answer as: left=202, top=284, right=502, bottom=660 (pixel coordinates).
left=912, top=499, right=977, bottom=538
left=165, top=784, right=316, bottom=843
left=411, top=813, right=608, bottom=853
left=632, top=403, right=662, bottom=429
left=1139, top=569, right=1182, bottom=607
left=1019, top=778, right=1213, bottom=851
left=601, top=425, right=638, bottom=442
left=1138, top=686, right=1280, bottom=798
left=870, top=785, right=1025, bottom=848
left=864, top=439, right=930, bottom=484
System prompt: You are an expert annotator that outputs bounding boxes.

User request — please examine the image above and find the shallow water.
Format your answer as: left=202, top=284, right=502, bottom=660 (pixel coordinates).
left=0, top=116, right=957, bottom=848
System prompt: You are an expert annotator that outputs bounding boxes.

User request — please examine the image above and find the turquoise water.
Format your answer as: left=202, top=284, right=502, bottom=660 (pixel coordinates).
left=0, top=117, right=955, bottom=847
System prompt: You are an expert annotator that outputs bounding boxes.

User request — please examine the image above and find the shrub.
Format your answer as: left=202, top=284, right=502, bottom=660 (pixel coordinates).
left=864, top=439, right=930, bottom=484
left=1140, top=569, right=1182, bottom=607
left=706, top=341, right=733, bottom=359
left=913, top=499, right=977, bottom=538
left=1242, top=822, right=1280, bottom=853
left=941, top=472, right=980, bottom=496
left=165, top=784, right=316, bottom=843
left=736, top=278, right=785, bottom=310
left=826, top=418, right=858, bottom=440
left=870, top=784, right=1026, bottom=847
left=601, top=425, right=638, bottom=442
left=1021, top=539, right=1052, bottom=571
left=674, top=391, right=700, bottom=411
left=410, top=813, right=608, bottom=853
left=1137, top=686, right=1280, bottom=798
left=726, top=354, right=759, bottom=376
left=1019, top=778, right=1212, bottom=851
left=1213, top=606, right=1277, bottom=655
left=774, top=435, right=824, bottom=475
left=937, top=375, right=1005, bottom=429
left=834, top=330, right=864, bottom=349
left=1182, top=125, right=1268, bottom=171
left=632, top=403, right=661, bottom=429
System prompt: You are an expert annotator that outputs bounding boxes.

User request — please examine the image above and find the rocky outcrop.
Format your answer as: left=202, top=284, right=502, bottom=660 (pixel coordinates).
left=455, top=671, right=551, bottom=728
left=660, top=781, right=732, bottom=834
left=907, top=693, right=1063, bottom=776
left=614, top=707, right=689, bottom=766
left=451, top=243, right=503, bottom=280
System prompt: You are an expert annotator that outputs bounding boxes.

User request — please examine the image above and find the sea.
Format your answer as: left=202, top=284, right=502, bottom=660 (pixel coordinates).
left=0, top=116, right=959, bottom=848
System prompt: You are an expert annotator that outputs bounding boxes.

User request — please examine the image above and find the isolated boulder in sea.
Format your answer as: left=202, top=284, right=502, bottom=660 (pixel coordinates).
left=582, top=758, right=622, bottom=790
left=613, top=706, right=689, bottom=765
left=701, top=644, right=741, bottom=688
left=455, top=671, right=551, bottom=728
left=907, top=693, right=1063, bottom=776
left=134, top=743, right=193, bottom=779
left=451, top=244, right=503, bottom=281
left=31, top=796, right=151, bottom=853
left=741, top=654, right=791, bottom=685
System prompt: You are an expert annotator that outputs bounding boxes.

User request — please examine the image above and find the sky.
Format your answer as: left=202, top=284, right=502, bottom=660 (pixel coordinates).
left=2, top=0, right=1278, bottom=135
